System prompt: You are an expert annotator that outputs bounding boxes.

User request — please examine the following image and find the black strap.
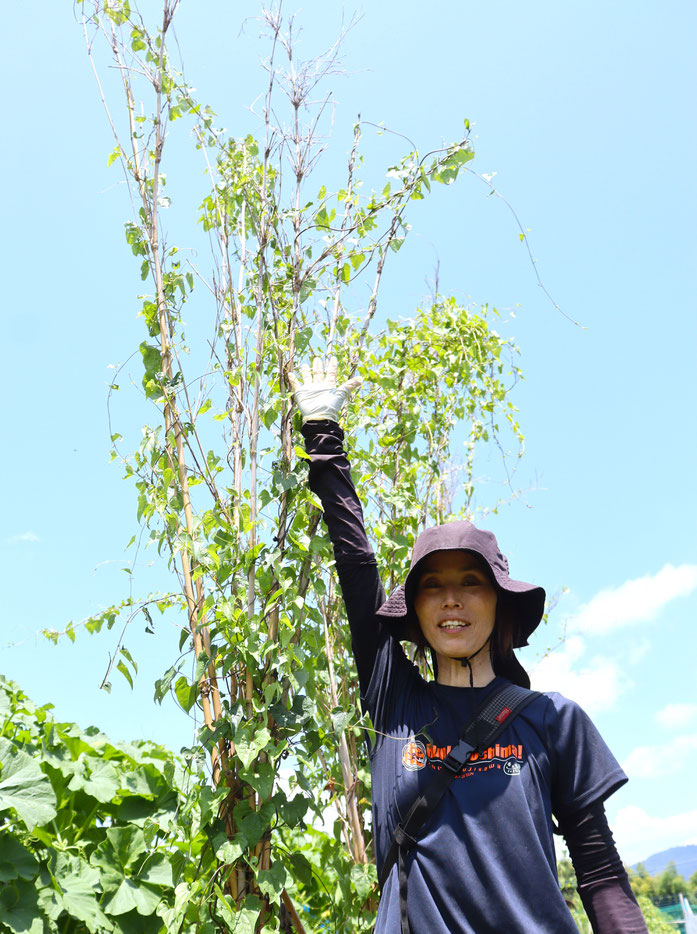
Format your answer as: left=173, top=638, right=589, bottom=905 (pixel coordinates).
left=379, top=683, right=541, bottom=934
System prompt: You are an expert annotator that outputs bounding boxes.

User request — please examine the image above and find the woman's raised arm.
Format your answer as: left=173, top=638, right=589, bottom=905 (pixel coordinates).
left=290, top=357, right=388, bottom=698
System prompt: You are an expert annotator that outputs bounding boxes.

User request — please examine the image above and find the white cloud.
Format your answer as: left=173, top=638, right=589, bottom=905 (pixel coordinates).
left=626, top=637, right=652, bottom=666
left=571, top=564, right=697, bottom=636
left=530, top=636, right=630, bottom=715
left=612, top=805, right=697, bottom=866
left=4, top=531, right=40, bottom=545
left=621, top=734, right=697, bottom=780
left=654, top=703, right=697, bottom=730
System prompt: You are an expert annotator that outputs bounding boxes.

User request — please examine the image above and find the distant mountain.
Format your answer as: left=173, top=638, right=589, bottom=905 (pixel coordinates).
left=632, top=845, right=697, bottom=878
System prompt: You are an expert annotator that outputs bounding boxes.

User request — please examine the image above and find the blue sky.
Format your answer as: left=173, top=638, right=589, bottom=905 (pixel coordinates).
left=2, top=1, right=696, bottom=866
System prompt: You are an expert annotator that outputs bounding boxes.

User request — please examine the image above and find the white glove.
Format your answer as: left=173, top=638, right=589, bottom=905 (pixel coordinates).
left=288, top=356, right=362, bottom=424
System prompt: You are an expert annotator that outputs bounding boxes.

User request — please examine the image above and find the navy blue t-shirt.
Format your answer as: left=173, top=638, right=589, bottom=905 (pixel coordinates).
left=367, top=639, right=626, bottom=933
left=302, top=420, right=629, bottom=934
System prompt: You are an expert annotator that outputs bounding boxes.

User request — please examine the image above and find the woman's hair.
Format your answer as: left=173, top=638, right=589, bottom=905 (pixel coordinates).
left=491, top=592, right=520, bottom=664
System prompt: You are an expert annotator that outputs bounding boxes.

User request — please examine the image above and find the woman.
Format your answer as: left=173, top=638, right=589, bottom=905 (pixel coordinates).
left=289, top=357, right=647, bottom=934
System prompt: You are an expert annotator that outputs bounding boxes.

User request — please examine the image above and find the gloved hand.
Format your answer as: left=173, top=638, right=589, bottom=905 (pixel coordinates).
left=288, top=356, right=362, bottom=424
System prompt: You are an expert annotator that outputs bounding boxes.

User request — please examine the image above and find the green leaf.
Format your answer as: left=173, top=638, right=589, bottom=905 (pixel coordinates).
left=65, top=759, right=116, bottom=804
left=117, top=659, right=134, bottom=689
left=350, top=861, right=377, bottom=902
left=213, top=888, right=261, bottom=934
left=153, top=664, right=181, bottom=704
left=174, top=676, right=197, bottom=712
left=233, top=727, right=272, bottom=770
left=0, top=834, right=39, bottom=883
left=331, top=708, right=351, bottom=736
left=212, top=840, right=243, bottom=874
left=240, top=759, right=275, bottom=801
left=53, top=856, right=112, bottom=933
left=136, top=854, right=173, bottom=888
left=100, top=825, right=148, bottom=874
left=277, top=792, right=309, bottom=826
left=0, top=879, right=43, bottom=934
left=103, top=877, right=161, bottom=917
left=256, top=862, right=287, bottom=901
left=130, top=28, right=146, bottom=52
left=0, top=738, right=57, bottom=830
left=237, top=801, right=274, bottom=848
left=269, top=693, right=313, bottom=729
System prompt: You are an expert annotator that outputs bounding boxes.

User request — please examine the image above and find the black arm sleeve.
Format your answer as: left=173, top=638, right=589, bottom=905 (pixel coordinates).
left=301, top=420, right=388, bottom=698
left=560, top=803, right=648, bottom=934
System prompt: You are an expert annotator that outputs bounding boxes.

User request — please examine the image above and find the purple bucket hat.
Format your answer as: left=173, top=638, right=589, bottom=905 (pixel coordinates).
left=375, top=521, right=545, bottom=648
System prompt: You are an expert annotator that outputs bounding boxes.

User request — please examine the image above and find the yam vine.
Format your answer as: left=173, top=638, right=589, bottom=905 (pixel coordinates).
left=34, top=2, right=528, bottom=929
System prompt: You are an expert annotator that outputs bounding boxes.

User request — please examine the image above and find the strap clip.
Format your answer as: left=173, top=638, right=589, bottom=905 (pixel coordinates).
left=442, top=738, right=475, bottom=773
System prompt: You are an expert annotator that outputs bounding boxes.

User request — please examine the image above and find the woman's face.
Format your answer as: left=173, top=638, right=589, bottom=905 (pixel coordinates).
left=413, top=550, right=497, bottom=661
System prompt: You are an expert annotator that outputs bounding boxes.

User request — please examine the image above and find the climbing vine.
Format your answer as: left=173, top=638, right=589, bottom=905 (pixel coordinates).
left=39, top=2, right=527, bottom=929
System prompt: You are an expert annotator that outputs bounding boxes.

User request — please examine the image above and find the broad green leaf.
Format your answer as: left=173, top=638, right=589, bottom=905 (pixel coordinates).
left=331, top=709, right=351, bottom=736
left=277, top=792, right=310, bottom=827
left=214, top=837, right=244, bottom=863
left=174, top=676, right=197, bottom=712
left=256, top=862, right=287, bottom=901
left=68, top=759, right=120, bottom=803
left=213, top=887, right=260, bottom=934
left=237, top=803, right=273, bottom=848
left=105, top=825, right=147, bottom=871
left=0, top=738, right=57, bottom=830
left=103, top=877, right=160, bottom=917
left=233, top=727, right=271, bottom=770
left=0, top=879, right=43, bottom=934
left=136, top=854, right=173, bottom=888
left=350, top=861, right=377, bottom=902
left=0, top=834, right=39, bottom=882
left=55, top=861, right=112, bottom=933
left=239, top=759, right=275, bottom=801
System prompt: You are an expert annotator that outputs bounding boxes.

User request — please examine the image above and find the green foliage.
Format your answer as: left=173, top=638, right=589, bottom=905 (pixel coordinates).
left=656, top=860, right=690, bottom=899
left=627, top=860, right=697, bottom=904
left=561, top=857, right=696, bottom=934
left=0, top=675, right=189, bottom=932
left=636, top=896, right=676, bottom=934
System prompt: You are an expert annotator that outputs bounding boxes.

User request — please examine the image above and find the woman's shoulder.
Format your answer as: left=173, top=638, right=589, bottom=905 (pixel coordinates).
left=528, top=689, right=611, bottom=756
left=536, top=690, right=592, bottom=719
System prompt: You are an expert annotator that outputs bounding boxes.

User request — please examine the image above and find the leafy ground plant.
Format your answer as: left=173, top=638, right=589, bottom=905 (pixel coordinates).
left=0, top=673, right=240, bottom=933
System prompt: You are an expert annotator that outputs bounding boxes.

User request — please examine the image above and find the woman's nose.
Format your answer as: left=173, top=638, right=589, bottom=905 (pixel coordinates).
left=442, top=589, right=462, bottom=607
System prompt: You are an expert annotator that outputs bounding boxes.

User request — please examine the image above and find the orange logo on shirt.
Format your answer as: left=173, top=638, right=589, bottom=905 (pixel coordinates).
left=402, top=740, right=427, bottom=771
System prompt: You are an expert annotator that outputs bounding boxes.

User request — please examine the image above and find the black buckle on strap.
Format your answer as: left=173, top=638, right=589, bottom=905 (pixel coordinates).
left=442, top=738, right=475, bottom=773
left=394, top=825, right=418, bottom=849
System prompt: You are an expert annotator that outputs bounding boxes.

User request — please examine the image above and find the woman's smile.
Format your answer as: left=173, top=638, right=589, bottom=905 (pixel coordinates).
left=438, top=619, right=470, bottom=631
